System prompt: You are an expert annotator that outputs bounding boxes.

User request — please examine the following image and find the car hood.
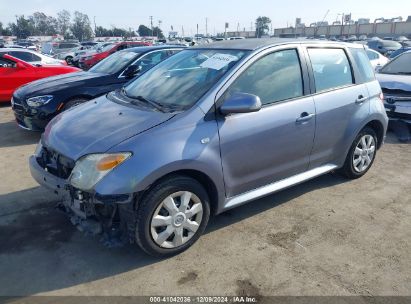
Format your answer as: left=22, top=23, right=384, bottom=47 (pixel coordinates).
left=377, top=73, right=411, bottom=92
left=14, top=71, right=106, bottom=97
left=42, top=95, right=175, bottom=160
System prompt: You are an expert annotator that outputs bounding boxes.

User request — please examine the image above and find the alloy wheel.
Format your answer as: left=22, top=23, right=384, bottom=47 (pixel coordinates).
left=353, top=134, right=376, bottom=173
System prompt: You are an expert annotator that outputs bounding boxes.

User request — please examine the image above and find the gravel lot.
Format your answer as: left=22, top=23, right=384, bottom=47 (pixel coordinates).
left=0, top=103, right=410, bottom=296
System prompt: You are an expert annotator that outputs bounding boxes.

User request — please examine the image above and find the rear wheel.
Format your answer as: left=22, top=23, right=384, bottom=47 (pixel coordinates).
left=340, top=127, right=377, bottom=179
left=135, top=175, right=210, bottom=257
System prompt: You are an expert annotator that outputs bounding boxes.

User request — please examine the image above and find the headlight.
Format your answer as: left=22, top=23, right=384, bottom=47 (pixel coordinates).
left=26, top=95, right=53, bottom=107
left=34, top=141, right=43, bottom=156
left=69, top=152, right=132, bottom=191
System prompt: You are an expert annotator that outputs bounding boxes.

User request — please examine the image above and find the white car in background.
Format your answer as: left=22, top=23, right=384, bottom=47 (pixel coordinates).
left=366, top=48, right=390, bottom=70
left=0, top=48, right=66, bottom=66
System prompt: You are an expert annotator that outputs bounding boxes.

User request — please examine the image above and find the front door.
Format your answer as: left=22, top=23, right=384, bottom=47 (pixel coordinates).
left=217, top=48, right=316, bottom=197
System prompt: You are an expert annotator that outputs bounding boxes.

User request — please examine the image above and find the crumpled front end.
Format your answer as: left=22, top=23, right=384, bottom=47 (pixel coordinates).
left=29, top=142, right=138, bottom=246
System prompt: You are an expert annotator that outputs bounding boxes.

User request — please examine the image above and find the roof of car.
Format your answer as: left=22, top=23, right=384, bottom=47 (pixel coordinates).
left=193, top=38, right=363, bottom=51
left=0, top=48, right=37, bottom=53
left=125, top=45, right=187, bottom=53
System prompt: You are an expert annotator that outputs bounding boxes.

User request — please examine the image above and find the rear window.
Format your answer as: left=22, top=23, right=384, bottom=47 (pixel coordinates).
left=381, top=41, right=402, bottom=48
left=41, top=43, right=53, bottom=54
left=351, top=48, right=376, bottom=83
left=308, top=48, right=353, bottom=92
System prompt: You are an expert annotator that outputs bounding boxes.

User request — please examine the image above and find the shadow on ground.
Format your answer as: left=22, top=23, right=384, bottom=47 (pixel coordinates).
left=0, top=120, right=40, bottom=148
left=0, top=172, right=346, bottom=296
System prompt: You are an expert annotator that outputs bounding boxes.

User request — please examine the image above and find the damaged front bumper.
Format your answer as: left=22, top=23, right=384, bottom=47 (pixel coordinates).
left=29, top=155, right=137, bottom=245
left=384, top=98, right=411, bottom=123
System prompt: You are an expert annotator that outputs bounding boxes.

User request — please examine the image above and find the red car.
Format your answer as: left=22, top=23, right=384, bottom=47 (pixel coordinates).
left=78, top=41, right=151, bottom=69
left=0, top=54, right=80, bottom=103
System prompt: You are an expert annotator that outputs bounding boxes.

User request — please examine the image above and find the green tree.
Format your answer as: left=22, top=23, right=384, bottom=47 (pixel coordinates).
left=153, top=26, right=164, bottom=39
left=1, top=23, right=12, bottom=36
left=137, top=24, right=152, bottom=37
left=95, top=25, right=111, bottom=37
left=9, top=15, right=34, bottom=38
left=57, top=10, right=71, bottom=36
left=255, top=16, right=271, bottom=38
left=70, top=11, right=93, bottom=41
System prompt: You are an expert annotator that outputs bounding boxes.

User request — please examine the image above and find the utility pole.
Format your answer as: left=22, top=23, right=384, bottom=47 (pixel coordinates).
left=158, top=20, right=162, bottom=38
left=206, top=18, right=208, bottom=37
left=149, top=16, right=154, bottom=37
left=94, top=16, right=97, bottom=34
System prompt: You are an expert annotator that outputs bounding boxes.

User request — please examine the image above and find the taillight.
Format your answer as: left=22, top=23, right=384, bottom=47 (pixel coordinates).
left=379, top=92, right=384, bottom=101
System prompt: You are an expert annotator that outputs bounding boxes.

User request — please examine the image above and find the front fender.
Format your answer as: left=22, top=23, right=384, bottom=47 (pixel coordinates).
left=93, top=107, right=225, bottom=204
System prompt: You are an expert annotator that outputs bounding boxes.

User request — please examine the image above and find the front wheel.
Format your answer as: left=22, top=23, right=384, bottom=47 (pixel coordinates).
left=65, top=56, right=73, bottom=65
left=339, top=127, right=378, bottom=179
left=135, top=175, right=210, bottom=257
left=63, top=97, right=89, bottom=110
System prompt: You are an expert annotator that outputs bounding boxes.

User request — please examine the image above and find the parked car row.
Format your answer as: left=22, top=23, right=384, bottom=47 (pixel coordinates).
left=12, top=39, right=389, bottom=257
left=0, top=54, right=79, bottom=103
left=2, top=38, right=409, bottom=257
left=11, top=45, right=185, bottom=130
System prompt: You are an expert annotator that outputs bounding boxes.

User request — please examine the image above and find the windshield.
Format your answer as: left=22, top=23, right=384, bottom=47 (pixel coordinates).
left=98, top=43, right=115, bottom=53
left=380, top=52, right=411, bottom=74
left=381, top=41, right=402, bottom=48
left=123, top=49, right=248, bottom=110
left=89, top=50, right=138, bottom=74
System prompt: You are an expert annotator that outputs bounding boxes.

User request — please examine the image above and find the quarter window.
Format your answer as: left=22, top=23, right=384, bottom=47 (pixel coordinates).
left=224, top=49, right=304, bottom=105
left=352, top=48, right=375, bottom=83
left=308, top=48, right=353, bottom=92
left=366, top=50, right=378, bottom=60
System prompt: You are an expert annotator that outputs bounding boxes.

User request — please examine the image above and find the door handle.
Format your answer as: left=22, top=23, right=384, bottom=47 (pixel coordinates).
left=355, top=95, right=368, bottom=104
left=296, top=112, right=315, bottom=123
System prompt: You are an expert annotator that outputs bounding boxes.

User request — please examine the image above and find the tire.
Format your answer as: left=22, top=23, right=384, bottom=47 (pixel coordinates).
left=63, top=97, right=89, bottom=110
left=65, top=56, right=73, bottom=65
left=135, top=175, right=210, bottom=257
left=339, top=127, right=378, bottom=179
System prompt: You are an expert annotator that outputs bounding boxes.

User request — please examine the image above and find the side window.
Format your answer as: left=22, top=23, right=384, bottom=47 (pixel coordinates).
left=351, top=48, right=376, bottom=83
left=134, top=50, right=170, bottom=72
left=9, top=51, right=34, bottom=62
left=168, top=49, right=182, bottom=55
left=223, top=49, right=304, bottom=105
left=307, top=48, right=353, bottom=92
left=31, top=54, right=41, bottom=62
left=0, top=58, right=16, bottom=68
left=366, top=50, right=378, bottom=60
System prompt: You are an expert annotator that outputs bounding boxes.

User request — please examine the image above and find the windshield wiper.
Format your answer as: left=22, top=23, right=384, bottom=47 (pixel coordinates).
left=133, top=95, right=166, bottom=112
left=395, top=72, right=411, bottom=75
left=121, top=88, right=165, bottom=112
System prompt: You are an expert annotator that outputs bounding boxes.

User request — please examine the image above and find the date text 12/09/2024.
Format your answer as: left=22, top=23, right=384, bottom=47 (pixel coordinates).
left=149, top=296, right=258, bottom=303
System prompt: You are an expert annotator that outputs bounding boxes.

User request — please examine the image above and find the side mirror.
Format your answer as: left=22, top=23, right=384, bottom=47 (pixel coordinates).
left=123, top=64, right=142, bottom=78
left=16, top=62, right=27, bottom=69
left=220, top=92, right=262, bottom=115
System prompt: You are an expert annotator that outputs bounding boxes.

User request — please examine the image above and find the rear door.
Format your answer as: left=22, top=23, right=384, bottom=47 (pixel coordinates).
left=217, top=47, right=316, bottom=197
left=305, top=46, right=370, bottom=168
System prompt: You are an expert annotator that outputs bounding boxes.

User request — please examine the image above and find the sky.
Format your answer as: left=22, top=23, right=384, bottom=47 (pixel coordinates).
left=0, top=0, right=410, bottom=36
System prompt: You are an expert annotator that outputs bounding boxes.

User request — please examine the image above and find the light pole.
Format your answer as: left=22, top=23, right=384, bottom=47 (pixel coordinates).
left=149, top=16, right=154, bottom=37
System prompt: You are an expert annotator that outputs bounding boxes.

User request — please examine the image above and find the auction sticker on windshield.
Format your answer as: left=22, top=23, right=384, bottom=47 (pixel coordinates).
left=200, top=53, right=239, bottom=70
